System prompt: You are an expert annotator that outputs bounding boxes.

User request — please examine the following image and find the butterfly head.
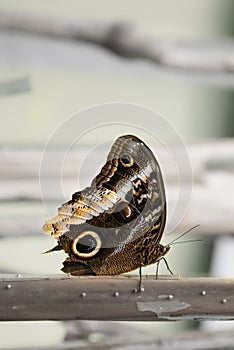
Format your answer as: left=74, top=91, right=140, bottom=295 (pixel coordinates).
left=161, top=244, right=170, bottom=258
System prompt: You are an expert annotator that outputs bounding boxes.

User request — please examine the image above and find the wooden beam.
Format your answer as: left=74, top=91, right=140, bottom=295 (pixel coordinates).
left=1, top=274, right=234, bottom=321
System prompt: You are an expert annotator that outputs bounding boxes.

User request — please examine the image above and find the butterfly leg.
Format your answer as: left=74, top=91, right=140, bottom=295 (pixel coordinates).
left=162, top=257, right=173, bottom=275
left=155, top=257, right=173, bottom=279
left=137, top=263, right=145, bottom=292
left=155, top=260, right=160, bottom=279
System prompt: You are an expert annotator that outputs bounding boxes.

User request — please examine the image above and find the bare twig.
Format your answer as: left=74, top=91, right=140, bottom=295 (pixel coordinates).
left=0, top=274, right=234, bottom=321
left=1, top=10, right=234, bottom=73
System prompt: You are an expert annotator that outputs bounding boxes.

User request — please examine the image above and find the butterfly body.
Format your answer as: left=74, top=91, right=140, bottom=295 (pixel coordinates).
left=43, top=135, right=169, bottom=275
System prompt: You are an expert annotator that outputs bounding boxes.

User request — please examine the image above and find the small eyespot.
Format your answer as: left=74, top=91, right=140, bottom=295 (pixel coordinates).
left=121, top=205, right=132, bottom=218
left=120, top=153, right=134, bottom=167
left=72, top=231, right=101, bottom=258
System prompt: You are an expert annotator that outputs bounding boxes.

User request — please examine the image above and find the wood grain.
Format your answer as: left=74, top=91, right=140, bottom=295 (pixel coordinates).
left=1, top=274, right=234, bottom=321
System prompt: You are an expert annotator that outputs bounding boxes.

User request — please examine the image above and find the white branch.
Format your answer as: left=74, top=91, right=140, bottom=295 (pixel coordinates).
left=1, top=10, right=234, bottom=74
left=0, top=139, right=233, bottom=236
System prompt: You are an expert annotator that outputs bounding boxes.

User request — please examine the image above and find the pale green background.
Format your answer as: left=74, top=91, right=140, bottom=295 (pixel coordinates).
left=0, top=0, right=234, bottom=147
left=0, top=1, right=234, bottom=348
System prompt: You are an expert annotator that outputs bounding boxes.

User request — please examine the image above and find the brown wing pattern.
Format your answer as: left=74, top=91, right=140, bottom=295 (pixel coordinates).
left=42, top=187, right=122, bottom=237
left=42, top=134, right=169, bottom=275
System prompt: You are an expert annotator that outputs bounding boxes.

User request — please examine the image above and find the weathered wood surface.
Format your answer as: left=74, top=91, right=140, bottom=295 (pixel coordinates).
left=0, top=139, right=233, bottom=237
left=1, top=274, right=234, bottom=321
left=1, top=10, right=234, bottom=77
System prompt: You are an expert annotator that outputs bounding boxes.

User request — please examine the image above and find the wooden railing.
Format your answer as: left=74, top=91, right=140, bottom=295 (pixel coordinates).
left=1, top=274, right=234, bottom=322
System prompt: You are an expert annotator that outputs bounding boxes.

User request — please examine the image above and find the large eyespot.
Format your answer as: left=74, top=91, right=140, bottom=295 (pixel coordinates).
left=120, top=153, right=134, bottom=167
left=71, top=231, right=101, bottom=258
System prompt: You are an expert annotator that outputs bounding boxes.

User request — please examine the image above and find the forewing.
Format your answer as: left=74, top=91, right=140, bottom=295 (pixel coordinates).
left=42, top=186, right=122, bottom=237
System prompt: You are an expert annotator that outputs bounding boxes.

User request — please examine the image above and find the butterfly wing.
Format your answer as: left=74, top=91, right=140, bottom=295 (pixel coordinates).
left=42, top=187, right=122, bottom=237
left=42, top=135, right=167, bottom=275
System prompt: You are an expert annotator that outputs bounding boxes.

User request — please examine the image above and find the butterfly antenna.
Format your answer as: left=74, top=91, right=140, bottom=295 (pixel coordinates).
left=167, top=224, right=200, bottom=246
left=169, top=238, right=202, bottom=246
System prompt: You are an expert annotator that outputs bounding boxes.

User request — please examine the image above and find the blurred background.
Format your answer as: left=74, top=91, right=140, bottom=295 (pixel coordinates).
left=0, top=0, right=234, bottom=348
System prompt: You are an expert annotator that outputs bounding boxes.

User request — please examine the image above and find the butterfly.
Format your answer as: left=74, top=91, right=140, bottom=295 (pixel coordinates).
left=42, top=134, right=170, bottom=279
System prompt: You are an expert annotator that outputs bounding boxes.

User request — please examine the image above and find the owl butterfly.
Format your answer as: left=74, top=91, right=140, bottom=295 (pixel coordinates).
left=43, top=135, right=170, bottom=279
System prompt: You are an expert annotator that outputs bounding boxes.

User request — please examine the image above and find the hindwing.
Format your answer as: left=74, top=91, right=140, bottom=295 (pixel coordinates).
left=43, top=134, right=168, bottom=275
